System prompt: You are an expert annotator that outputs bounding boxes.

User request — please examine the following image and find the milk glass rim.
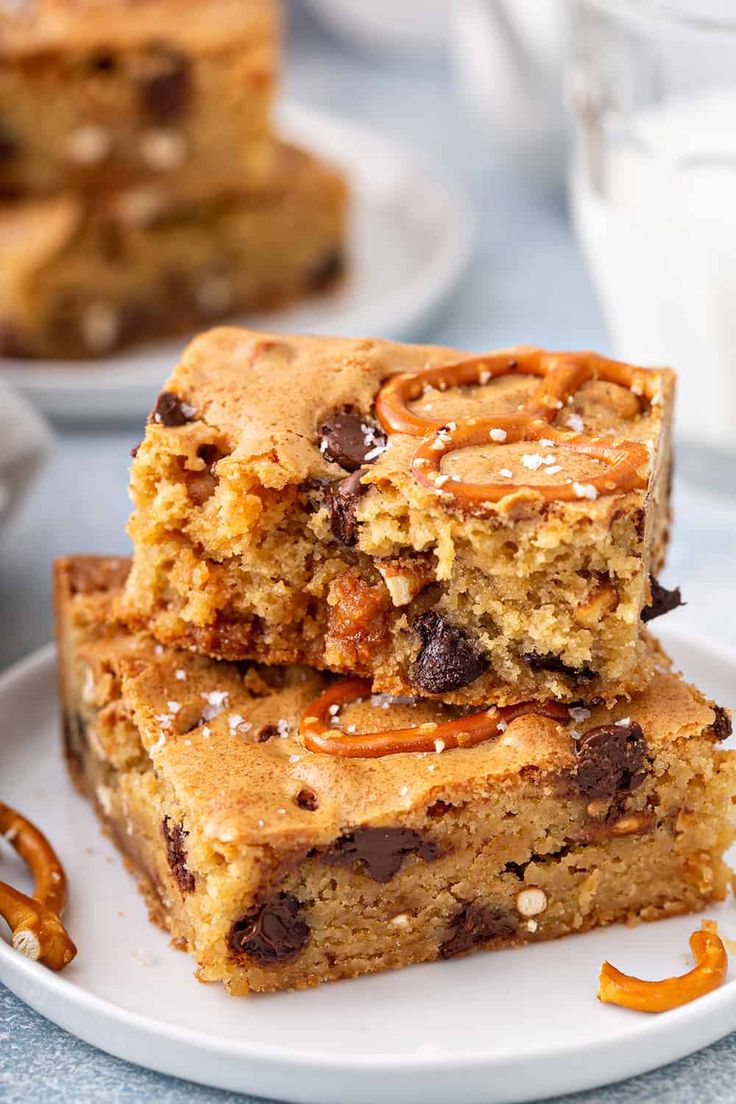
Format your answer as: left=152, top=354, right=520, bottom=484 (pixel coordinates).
left=576, top=0, right=736, bottom=36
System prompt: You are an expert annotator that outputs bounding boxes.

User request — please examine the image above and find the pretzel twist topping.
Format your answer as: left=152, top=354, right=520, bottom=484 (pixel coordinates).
left=598, top=924, right=728, bottom=1013
left=375, top=349, right=658, bottom=512
left=300, top=678, right=570, bottom=758
left=0, top=802, right=77, bottom=971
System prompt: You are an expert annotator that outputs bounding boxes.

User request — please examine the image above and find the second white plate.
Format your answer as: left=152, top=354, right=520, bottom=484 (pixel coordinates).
left=0, top=104, right=473, bottom=424
left=1, top=624, right=736, bottom=1103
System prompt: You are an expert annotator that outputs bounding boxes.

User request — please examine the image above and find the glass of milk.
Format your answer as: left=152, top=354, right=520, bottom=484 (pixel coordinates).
left=568, top=0, right=736, bottom=452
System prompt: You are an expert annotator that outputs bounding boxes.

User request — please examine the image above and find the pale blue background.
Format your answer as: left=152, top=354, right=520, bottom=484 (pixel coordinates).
left=2, top=7, right=736, bottom=1101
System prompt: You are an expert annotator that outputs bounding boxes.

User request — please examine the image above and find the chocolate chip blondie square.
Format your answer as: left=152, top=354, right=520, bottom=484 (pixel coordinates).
left=125, top=330, right=675, bottom=706
left=0, top=0, right=277, bottom=198
left=0, top=149, right=347, bottom=358
left=57, top=556, right=735, bottom=995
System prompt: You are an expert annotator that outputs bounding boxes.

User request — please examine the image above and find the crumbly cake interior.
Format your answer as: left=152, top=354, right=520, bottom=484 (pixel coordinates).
left=0, top=0, right=277, bottom=197
left=58, top=557, right=734, bottom=995
left=125, top=331, right=675, bottom=706
left=0, top=150, right=347, bottom=359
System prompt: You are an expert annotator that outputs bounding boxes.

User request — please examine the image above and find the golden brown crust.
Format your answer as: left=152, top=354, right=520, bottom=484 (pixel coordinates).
left=59, top=556, right=722, bottom=852
left=56, top=556, right=736, bottom=994
left=124, top=333, right=673, bottom=703
left=136, top=331, right=672, bottom=507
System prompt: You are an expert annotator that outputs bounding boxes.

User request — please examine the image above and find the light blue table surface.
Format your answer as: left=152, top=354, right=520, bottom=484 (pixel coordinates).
left=2, top=7, right=736, bottom=1102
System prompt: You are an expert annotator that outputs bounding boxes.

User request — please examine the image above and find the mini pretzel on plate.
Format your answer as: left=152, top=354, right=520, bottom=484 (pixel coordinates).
left=0, top=801, right=77, bottom=971
left=598, top=923, right=728, bottom=1013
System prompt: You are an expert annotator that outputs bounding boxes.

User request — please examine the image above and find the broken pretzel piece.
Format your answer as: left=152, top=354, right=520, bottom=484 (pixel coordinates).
left=598, top=924, right=727, bottom=1013
left=0, top=801, right=77, bottom=971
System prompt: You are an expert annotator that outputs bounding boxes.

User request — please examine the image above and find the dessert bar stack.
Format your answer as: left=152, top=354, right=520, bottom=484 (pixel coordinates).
left=0, top=0, right=347, bottom=359
left=56, top=330, right=735, bottom=994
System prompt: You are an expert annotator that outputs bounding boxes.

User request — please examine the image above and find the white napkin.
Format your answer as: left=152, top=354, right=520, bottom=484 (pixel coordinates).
left=0, top=381, right=53, bottom=531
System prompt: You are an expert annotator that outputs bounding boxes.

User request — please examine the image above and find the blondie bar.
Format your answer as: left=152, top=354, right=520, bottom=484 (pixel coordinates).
left=125, top=331, right=675, bottom=705
left=0, top=149, right=347, bottom=359
left=0, top=0, right=277, bottom=198
left=57, top=556, right=734, bottom=994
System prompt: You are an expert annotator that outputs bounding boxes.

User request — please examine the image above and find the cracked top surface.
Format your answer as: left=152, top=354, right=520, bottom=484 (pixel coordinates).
left=129, top=327, right=675, bottom=526
left=58, top=557, right=720, bottom=855
left=0, top=0, right=277, bottom=56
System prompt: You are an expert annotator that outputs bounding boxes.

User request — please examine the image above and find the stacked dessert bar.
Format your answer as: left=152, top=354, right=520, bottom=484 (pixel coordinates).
left=0, top=0, right=347, bottom=358
left=56, top=331, right=735, bottom=994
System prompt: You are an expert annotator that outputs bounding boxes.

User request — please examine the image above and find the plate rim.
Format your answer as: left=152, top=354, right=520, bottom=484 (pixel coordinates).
left=1, top=624, right=736, bottom=1098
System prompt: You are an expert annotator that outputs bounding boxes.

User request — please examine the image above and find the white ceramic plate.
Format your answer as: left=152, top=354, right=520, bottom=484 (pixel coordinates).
left=1, top=624, right=735, bottom=1103
left=0, top=103, right=473, bottom=425
left=0, top=381, right=53, bottom=535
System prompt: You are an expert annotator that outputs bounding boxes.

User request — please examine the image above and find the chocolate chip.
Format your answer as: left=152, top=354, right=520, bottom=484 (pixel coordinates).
left=256, top=724, right=278, bottom=743
left=88, top=50, right=117, bottom=73
left=573, top=722, right=648, bottom=799
left=307, top=249, right=346, bottom=292
left=708, top=705, right=732, bottom=742
left=318, top=409, right=386, bottom=471
left=130, top=442, right=141, bottom=458
left=181, top=443, right=223, bottom=505
left=522, top=651, right=596, bottom=682
left=503, top=861, right=527, bottom=880
left=427, top=800, right=453, bottom=819
left=641, top=575, right=685, bottom=622
left=321, top=827, right=440, bottom=883
left=139, top=49, right=191, bottom=124
left=326, top=468, right=368, bottom=546
left=197, top=443, right=223, bottom=466
left=440, top=901, right=518, bottom=959
left=162, top=816, right=195, bottom=894
left=295, top=787, right=319, bottom=812
left=152, top=390, right=195, bottom=427
left=410, top=611, right=487, bottom=694
left=229, top=893, right=309, bottom=963
left=299, top=475, right=330, bottom=513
